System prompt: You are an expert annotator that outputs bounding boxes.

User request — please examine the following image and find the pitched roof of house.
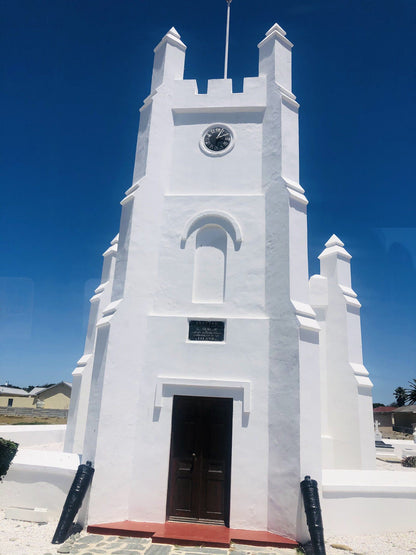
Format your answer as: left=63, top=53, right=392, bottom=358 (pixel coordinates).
left=0, top=382, right=72, bottom=397
left=35, top=381, right=72, bottom=396
left=29, top=387, right=46, bottom=395
left=393, top=405, right=416, bottom=413
left=373, top=406, right=395, bottom=413
left=0, top=386, right=29, bottom=396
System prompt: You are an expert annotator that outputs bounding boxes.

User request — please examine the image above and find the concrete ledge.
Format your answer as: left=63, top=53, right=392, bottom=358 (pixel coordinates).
left=12, top=448, right=79, bottom=470
left=322, top=469, right=416, bottom=534
left=5, top=506, right=49, bottom=523
left=0, top=424, right=66, bottom=448
left=0, top=448, right=80, bottom=520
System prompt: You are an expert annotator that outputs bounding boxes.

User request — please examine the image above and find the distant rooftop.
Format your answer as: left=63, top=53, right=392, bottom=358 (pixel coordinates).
left=0, top=381, right=72, bottom=397
left=0, top=386, right=29, bottom=396
left=393, top=405, right=416, bottom=413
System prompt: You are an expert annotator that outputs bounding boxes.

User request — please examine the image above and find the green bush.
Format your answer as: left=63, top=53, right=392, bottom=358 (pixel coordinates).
left=402, top=456, right=416, bottom=468
left=0, top=438, right=18, bottom=480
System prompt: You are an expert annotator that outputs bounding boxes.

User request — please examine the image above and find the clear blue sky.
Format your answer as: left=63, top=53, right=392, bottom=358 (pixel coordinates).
left=1, top=0, right=415, bottom=404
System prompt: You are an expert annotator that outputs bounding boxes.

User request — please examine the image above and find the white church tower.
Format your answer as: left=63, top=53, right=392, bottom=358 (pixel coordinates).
left=65, top=23, right=374, bottom=542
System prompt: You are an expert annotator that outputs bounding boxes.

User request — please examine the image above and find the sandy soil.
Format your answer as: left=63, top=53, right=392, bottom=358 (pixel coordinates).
left=0, top=510, right=60, bottom=555
left=0, top=416, right=67, bottom=425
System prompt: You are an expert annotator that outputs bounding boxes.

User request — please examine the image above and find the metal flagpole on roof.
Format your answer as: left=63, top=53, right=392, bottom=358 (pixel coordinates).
left=224, top=0, right=232, bottom=79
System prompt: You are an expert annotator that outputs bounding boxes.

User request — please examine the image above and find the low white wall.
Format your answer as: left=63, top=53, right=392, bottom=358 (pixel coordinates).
left=322, top=469, right=416, bottom=535
left=388, top=439, right=416, bottom=458
left=0, top=449, right=80, bottom=519
left=0, top=425, right=66, bottom=448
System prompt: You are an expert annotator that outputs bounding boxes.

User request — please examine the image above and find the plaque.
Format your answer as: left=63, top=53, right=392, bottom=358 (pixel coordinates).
left=188, top=320, right=225, bottom=342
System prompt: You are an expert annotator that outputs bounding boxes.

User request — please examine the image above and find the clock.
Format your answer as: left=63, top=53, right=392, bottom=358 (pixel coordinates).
left=200, top=125, right=234, bottom=155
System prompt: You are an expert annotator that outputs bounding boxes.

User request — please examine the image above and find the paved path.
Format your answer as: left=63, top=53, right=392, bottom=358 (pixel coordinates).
left=47, top=535, right=297, bottom=555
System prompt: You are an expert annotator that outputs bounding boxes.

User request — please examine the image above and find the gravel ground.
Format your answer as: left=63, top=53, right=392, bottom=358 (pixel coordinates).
left=0, top=510, right=59, bottom=555
left=324, top=532, right=416, bottom=554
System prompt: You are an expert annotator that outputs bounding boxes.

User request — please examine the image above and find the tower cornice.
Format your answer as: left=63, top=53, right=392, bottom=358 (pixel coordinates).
left=154, top=27, right=186, bottom=53
left=257, top=23, right=293, bottom=50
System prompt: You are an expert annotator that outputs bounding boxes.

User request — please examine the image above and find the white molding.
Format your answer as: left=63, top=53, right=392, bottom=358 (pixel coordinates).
left=318, top=244, right=352, bottom=261
left=94, top=282, right=108, bottom=295
left=153, top=27, right=186, bottom=54
left=96, top=299, right=123, bottom=327
left=292, top=300, right=317, bottom=318
left=181, top=210, right=243, bottom=249
left=102, top=245, right=117, bottom=257
left=125, top=178, right=144, bottom=197
left=120, top=192, right=136, bottom=206
left=76, top=354, right=91, bottom=367
left=280, top=89, right=298, bottom=107
left=350, top=362, right=370, bottom=377
left=155, top=377, right=251, bottom=413
left=102, top=300, right=122, bottom=317
left=140, top=91, right=156, bottom=111
left=257, top=27, right=293, bottom=50
left=339, top=285, right=357, bottom=298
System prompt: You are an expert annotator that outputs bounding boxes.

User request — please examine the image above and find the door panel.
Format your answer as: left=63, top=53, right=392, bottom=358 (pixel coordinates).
left=167, top=396, right=232, bottom=525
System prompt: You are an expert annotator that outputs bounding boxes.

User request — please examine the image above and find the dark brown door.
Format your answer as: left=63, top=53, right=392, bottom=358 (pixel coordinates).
left=166, top=396, right=232, bottom=525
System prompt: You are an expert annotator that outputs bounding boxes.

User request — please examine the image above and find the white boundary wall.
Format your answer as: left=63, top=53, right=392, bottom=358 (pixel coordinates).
left=322, top=469, right=416, bottom=535
left=0, top=425, right=78, bottom=521
left=0, top=424, right=66, bottom=448
left=0, top=449, right=80, bottom=520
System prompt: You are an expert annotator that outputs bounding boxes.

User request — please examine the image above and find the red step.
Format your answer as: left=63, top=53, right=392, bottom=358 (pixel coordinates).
left=87, top=520, right=299, bottom=549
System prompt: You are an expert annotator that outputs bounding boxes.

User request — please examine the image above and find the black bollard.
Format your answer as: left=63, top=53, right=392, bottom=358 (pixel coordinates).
left=300, top=475, right=326, bottom=555
left=52, top=460, right=95, bottom=544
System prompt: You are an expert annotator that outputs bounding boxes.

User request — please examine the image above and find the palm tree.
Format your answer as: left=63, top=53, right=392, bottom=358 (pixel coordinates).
left=406, top=380, right=416, bottom=405
left=394, top=386, right=407, bottom=407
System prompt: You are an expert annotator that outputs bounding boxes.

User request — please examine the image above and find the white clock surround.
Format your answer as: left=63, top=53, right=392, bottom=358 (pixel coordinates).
left=200, top=123, right=235, bottom=156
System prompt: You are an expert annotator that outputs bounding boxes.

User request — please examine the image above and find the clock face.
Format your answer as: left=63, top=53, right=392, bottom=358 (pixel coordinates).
left=202, top=126, right=233, bottom=153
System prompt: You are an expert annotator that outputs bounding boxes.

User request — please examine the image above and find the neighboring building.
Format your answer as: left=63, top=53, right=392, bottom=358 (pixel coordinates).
left=0, top=386, right=33, bottom=409
left=373, top=406, right=396, bottom=429
left=0, top=382, right=72, bottom=411
left=65, top=23, right=375, bottom=542
left=373, top=405, right=416, bottom=434
left=392, top=405, right=416, bottom=433
left=32, top=382, right=72, bottom=410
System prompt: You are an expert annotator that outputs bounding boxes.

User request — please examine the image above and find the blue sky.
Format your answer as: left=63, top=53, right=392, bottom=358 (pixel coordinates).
left=1, top=0, right=415, bottom=403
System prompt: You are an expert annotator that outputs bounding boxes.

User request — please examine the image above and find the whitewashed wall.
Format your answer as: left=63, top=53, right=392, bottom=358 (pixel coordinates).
left=72, top=24, right=321, bottom=544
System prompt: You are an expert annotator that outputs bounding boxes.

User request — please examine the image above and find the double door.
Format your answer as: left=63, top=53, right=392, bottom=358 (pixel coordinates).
left=166, top=396, right=232, bottom=525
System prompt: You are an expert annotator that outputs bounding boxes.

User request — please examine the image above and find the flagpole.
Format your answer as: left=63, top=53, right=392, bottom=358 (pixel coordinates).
left=224, top=0, right=232, bottom=79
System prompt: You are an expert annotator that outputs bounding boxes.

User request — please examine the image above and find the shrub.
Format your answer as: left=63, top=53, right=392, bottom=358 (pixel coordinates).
left=0, top=438, right=18, bottom=480
left=402, top=456, right=416, bottom=468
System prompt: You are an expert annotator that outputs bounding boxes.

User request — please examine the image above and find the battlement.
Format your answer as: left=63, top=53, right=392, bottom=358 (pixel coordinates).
left=148, top=24, right=293, bottom=104
left=172, top=76, right=267, bottom=112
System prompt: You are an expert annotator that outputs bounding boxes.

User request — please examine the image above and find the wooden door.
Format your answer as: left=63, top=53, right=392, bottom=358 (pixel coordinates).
left=166, top=396, right=232, bottom=525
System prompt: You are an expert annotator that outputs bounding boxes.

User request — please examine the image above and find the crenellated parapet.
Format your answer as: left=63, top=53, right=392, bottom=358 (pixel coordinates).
left=144, top=23, right=295, bottom=109
left=171, top=77, right=267, bottom=112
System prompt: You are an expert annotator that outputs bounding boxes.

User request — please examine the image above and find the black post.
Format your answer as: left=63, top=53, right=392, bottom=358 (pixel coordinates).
left=52, top=461, right=95, bottom=544
left=300, top=475, right=326, bottom=555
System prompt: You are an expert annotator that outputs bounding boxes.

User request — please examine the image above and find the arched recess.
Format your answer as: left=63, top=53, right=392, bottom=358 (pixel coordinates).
left=180, top=211, right=242, bottom=304
left=193, top=225, right=226, bottom=303
left=180, top=211, right=242, bottom=251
